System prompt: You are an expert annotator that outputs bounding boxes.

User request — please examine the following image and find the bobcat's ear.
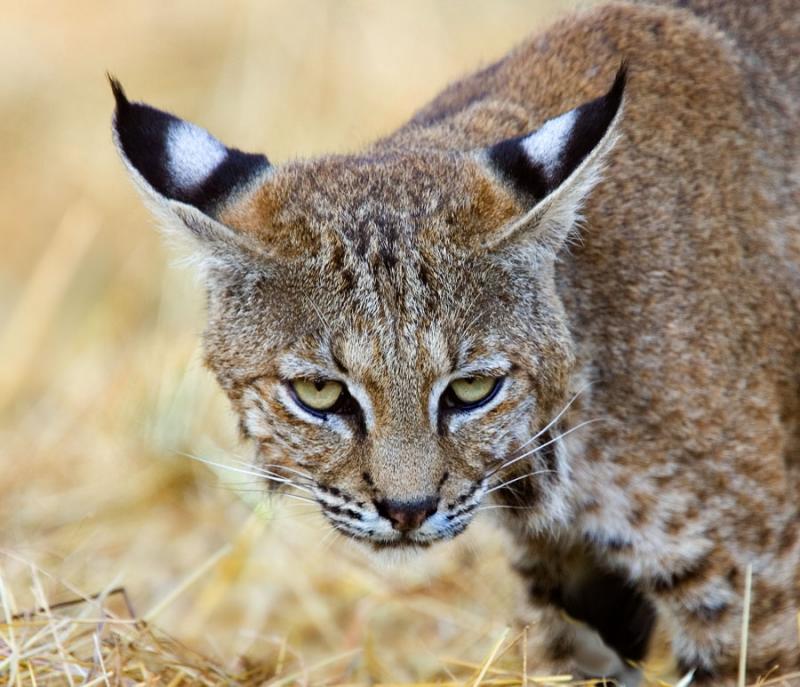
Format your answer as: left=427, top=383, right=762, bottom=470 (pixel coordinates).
left=110, top=77, right=271, bottom=258
left=483, top=64, right=626, bottom=253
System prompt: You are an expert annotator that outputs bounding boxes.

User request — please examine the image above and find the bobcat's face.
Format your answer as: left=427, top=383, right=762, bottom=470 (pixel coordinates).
left=111, top=66, right=624, bottom=549
left=202, top=153, right=577, bottom=548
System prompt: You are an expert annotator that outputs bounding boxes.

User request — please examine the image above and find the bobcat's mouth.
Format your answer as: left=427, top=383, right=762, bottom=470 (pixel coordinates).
left=312, top=481, right=486, bottom=548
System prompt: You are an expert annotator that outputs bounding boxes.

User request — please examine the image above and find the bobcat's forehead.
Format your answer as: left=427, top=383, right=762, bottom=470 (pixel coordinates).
left=211, top=151, right=525, bottom=382
left=205, top=219, right=509, bottom=388
left=220, top=151, right=521, bottom=264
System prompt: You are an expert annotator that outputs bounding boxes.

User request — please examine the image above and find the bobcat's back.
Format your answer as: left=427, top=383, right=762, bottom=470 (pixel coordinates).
left=656, top=0, right=799, bottom=85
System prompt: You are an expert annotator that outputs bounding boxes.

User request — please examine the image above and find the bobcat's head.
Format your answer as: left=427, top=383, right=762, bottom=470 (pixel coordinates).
left=112, top=67, right=624, bottom=550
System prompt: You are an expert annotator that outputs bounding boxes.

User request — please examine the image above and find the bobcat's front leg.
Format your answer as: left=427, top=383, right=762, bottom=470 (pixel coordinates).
left=512, top=536, right=653, bottom=686
left=640, top=545, right=800, bottom=686
left=517, top=597, right=642, bottom=684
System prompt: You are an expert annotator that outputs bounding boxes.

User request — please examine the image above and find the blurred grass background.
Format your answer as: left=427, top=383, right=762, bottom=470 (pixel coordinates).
left=0, top=1, right=615, bottom=682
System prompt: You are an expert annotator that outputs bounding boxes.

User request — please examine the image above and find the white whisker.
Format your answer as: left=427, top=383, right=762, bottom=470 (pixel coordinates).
left=259, top=462, right=314, bottom=481
left=461, top=305, right=487, bottom=340
left=515, top=383, right=591, bottom=453
left=486, top=417, right=601, bottom=479
left=319, top=526, right=342, bottom=552
left=486, top=468, right=554, bottom=495
left=226, top=456, right=313, bottom=482
left=179, top=452, right=315, bottom=495
left=275, top=492, right=319, bottom=505
left=485, top=383, right=591, bottom=466
left=226, top=457, right=315, bottom=488
left=305, top=295, right=332, bottom=338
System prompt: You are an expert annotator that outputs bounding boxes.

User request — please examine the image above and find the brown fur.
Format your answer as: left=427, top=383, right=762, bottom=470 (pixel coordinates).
left=114, top=0, right=800, bottom=683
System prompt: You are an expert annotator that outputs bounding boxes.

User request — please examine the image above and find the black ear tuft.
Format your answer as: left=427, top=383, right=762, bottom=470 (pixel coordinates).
left=558, top=61, right=626, bottom=183
left=110, top=79, right=270, bottom=215
left=108, top=74, right=128, bottom=109
left=488, top=63, right=627, bottom=203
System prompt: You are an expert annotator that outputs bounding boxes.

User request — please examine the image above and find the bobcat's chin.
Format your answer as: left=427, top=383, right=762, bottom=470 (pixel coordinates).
left=340, top=526, right=471, bottom=566
left=322, top=515, right=476, bottom=551
left=359, top=539, right=437, bottom=567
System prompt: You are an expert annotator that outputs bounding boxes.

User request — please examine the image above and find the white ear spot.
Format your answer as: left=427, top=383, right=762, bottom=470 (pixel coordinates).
left=521, top=108, right=578, bottom=179
left=166, top=120, right=227, bottom=190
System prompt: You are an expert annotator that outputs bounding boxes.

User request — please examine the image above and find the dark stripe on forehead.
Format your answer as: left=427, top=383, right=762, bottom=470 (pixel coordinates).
left=378, top=216, right=399, bottom=271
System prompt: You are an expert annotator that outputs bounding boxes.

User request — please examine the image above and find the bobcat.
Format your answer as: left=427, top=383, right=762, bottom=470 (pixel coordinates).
left=111, top=0, right=800, bottom=684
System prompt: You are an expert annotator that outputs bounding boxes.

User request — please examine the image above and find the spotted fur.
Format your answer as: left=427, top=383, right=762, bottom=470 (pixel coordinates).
left=112, top=0, right=800, bottom=684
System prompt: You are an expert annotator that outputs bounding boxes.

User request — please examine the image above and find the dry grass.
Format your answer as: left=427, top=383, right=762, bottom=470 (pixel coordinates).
left=0, top=1, right=774, bottom=684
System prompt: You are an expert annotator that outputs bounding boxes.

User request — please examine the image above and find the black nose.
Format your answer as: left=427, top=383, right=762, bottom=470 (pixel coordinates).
left=375, top=497, right=439, bottom=533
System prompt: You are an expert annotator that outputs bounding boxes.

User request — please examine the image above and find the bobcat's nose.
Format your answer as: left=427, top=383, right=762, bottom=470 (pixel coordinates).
left=375, top=497, right=439, bottom=532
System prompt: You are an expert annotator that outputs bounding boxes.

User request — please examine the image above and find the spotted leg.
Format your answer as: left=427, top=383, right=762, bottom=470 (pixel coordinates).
left=513, top=535, right=655, bottom=686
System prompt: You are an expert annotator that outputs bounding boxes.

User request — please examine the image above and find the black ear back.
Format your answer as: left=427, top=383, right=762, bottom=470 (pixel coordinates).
left=110, top=77, right=270, bottom=215
left=488, top=64, right=627, bottom=203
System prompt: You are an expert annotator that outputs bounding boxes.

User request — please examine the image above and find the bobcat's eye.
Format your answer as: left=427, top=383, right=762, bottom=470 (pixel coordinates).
left=443, top=376, right=503, bottom=410
left=291, top=379, right=344, bottom=412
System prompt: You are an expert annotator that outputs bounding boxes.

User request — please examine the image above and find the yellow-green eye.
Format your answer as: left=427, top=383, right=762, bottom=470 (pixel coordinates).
left=291, top=379, right=344, bottom=411
left=447, top=376, right=501, bottom=408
